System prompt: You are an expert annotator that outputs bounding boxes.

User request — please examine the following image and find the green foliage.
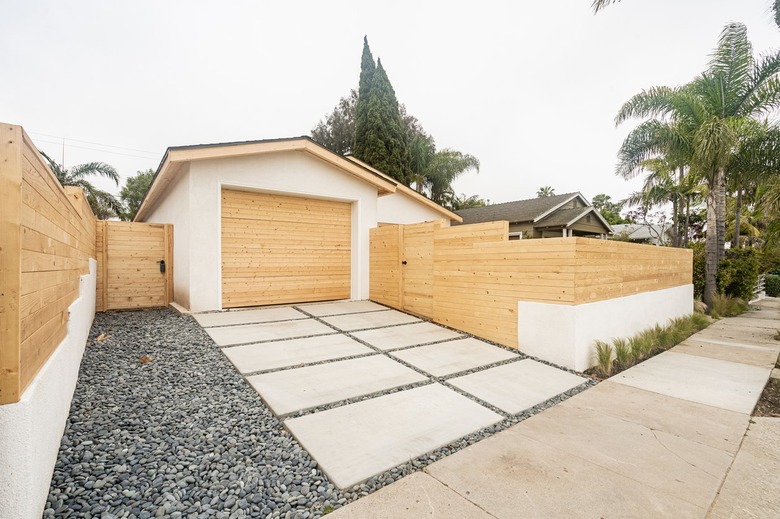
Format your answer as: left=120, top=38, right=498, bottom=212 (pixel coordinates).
left=717, top=248, right=760, bottom=301
left=693, top=243, right=760, bottom=302
left=119, top=169, right=154, bottom=221
left=536, top=186, right=555, bottom=197
left=353, top=37, right=376, bottom=160
left=311, top=89, right=357, bottom=155
left=592, top=193, right=628, bottom=224
left=594, top=340, right=614, bottom=377
left=447, top=193, right=487, bottom=211
left=710, top=294, right=749, bottom=318
left=766, top=274, right=780, bottom=297
left=612, top=338, right=633, bottom=368
left=594, top=313, right=712, bottom=377
left=41, top=151, right=121, bottom=220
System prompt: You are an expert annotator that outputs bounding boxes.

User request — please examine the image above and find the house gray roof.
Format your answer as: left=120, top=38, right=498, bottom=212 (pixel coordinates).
left=455, top=192, right=580, bottom=224
left=535, top=207, right=593, bottom=228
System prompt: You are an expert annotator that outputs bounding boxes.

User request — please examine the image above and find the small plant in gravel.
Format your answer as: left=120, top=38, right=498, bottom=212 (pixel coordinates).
left=590, top=313, right=712, bottom=378
left=594, top=340, right=614, bottom=377
left=612, top=338, right=633, bottom=369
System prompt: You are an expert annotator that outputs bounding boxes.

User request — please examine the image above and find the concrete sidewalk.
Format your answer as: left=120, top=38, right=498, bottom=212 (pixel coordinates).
left=331, top=299, right=780, bottom=518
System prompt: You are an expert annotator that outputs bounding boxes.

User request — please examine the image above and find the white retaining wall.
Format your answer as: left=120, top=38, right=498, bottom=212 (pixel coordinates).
left=518, top=284, right=694, bottom=371
left=0, top=259, right=97, bottom=519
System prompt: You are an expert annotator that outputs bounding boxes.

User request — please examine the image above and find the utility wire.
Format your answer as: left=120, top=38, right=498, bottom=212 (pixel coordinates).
left=29, top=131, right=161, bottom=157
left=33, top=138, right=161, bottom=160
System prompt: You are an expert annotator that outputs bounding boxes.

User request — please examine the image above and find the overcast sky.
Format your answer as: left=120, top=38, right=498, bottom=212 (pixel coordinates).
left=3, top=1, right=779, bottom=206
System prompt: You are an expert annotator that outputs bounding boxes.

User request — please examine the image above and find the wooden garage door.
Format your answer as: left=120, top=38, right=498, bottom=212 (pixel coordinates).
left=221, top=189, right=351, bottom=308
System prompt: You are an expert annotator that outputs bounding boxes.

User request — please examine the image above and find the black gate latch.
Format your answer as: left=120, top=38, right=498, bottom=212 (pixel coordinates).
left=159, top=260, right=166, bottom=274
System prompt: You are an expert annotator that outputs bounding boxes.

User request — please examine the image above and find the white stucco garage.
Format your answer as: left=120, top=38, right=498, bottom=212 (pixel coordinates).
left=134, top=137, right=460, bottom=312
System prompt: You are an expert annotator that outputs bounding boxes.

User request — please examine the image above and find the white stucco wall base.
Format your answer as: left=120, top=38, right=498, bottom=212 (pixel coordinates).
left=517, top=284, right=694, bottom=371
left=0, top=259, right=96, bottom=519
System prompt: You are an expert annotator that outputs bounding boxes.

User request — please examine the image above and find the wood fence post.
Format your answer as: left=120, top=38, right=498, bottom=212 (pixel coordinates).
left=0, top=124, right=22, bottom=404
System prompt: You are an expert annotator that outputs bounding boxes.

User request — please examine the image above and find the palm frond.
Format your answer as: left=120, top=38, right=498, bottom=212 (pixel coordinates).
left=592, top=0, right=619, bottom=13
left=68, top=161, right=120, bottom=185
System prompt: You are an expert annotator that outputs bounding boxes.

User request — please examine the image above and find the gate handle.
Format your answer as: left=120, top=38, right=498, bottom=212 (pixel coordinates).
left=401, top=260, right=408, bottom=265
left=158, top=260, right=166, bottom=273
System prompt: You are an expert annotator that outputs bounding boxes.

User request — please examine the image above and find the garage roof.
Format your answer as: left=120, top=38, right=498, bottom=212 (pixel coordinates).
left=134, top=137, right=399, bottom=222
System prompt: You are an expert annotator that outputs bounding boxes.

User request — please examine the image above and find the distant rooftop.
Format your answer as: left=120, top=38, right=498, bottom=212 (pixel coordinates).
left=455, top=192, right=580, bottom=224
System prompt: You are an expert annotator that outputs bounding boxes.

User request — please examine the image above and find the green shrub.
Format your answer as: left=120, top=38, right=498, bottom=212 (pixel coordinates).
left=689, top=312, right=711, bottom=330
left=717, top=248, right=760, bottom=301
left=693, top=244, right=761, bottom=302
left=766, top=274, right=780, bottom=297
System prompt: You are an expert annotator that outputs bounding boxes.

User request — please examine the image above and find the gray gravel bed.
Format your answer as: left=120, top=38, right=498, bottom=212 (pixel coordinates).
left=45, top=309, right=345, bottom=519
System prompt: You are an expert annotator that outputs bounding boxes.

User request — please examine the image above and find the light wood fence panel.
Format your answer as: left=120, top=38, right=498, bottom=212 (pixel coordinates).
left=1, top=124, right=97, bottom=404
left=369, top=221, right=693, bottom=351
left=369, top=225, right=402, bottom=308
left=96, top=221, right=173, bottom=311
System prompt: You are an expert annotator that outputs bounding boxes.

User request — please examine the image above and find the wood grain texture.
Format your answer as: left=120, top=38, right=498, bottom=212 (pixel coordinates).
left=1, top=125, right=97, bottom=402
left=96, top=221, right=171, bottom=311
left=221, top=189, right=351, bottom=308
left=369, top=222, right=692, bottom=351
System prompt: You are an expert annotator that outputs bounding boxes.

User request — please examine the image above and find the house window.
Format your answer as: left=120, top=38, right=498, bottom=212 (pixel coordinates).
left=508, top=232, right=523, bottom=240
left=586, top=215, right=592, bottom=223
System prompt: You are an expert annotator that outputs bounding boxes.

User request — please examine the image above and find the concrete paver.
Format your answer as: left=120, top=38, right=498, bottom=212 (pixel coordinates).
left=448, top=359, right=586, bottom=414
left=193, top=306, right=304, bottom=327
left=672, top=338, right=779, bottom=368
left=611, top=350, right=770, bottom=414
left=321, top=309, right=421, bottom=331
left=426, top=426, right=705, bottom=518
left=247, top=355, right=427, bottom=416
left=352, top=322, right=463, bottom=351
left=391, top=338, right=518, bottom=377
left=709, top=417, right=780, bottom=518
left=205, top=318, right=333, bottom=346
left=696, top=323, right=778, bottom=345
left=563, top=381, right=749, bottom=454
left=299, top=300, right=388, bottom=317
left=222, top=334, right=372, bottom=373
left=284, top=384, right=502, bottom=489
left=720, top=315, right=780, bottom=330
left=327, top=472, right=494, bottom=519
left=510, top=403, right=734, bottom=509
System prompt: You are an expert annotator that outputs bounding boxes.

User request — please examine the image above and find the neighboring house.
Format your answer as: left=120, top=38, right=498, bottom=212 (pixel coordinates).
left=611, top=223, right=671, bottom=245
left=454, top=192, right=612, bottom=239
left=134, top=137, right=460, bottom=312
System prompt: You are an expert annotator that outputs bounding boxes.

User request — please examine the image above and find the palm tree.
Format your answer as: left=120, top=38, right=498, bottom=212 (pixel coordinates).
left=615, top=23, right=780, bottom=307
left=592, top=0, right=780, bottom=28
left=537, top=186, right=555, bottom=197
left=41, top=151, right=122, bottom=219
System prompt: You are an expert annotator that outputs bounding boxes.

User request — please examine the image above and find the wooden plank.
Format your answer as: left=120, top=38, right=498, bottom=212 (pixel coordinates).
left=0, top=124, right=22, bottom=404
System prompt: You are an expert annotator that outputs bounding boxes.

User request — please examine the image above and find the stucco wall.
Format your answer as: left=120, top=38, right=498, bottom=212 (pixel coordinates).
left=0, top=259, right=96, bottom=519
left=377, top=190, right=451, bottom=226
left=517, top=284, right=694, bottom=371
left=184, top=151, right=380, bottom=312
left=145, top=168, right=191, bottom=309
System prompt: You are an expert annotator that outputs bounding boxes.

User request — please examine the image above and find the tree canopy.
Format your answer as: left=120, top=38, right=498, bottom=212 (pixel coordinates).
left=119, top=169, right=154, bottom=221
left=41, top=151, right=122, bottom=220
left=312, top=37, right=481, bottom=209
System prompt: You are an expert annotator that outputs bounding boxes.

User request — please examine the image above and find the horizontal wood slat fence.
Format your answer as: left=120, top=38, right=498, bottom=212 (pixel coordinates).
left=370, top=221, right=693, bottom=350
left=1, top=124, right=97, bottom=404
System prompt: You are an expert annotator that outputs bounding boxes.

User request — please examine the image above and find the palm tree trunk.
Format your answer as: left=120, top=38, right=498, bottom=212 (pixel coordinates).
left=684, top=197, right=691, bottom=247
left=704, top=184, right=718, bottom=309
left=716, top=167, right=727, bottom=263
left=734, top=187, right=742, bottom=248
left=672, top=196, right=680, bottom=247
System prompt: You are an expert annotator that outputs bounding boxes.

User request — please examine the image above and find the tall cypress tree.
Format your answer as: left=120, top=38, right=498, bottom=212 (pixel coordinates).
left=353, top=36, right=375, bottom=158
left=361, top=58, right=412, bottom=184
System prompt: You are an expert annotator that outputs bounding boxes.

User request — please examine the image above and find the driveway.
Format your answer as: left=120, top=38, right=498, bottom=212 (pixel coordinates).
left=194, top=300, right=590, bottom=490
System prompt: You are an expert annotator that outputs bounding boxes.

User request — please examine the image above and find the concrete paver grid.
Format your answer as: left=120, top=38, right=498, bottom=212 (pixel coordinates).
left=449, top=359, right=588, bottom=414
left=352, top=322, right=463, bottom=351
left=193, top=306, right=305, bottom=327
left=285, top=384, right=503, bottom=489
left=247, top=355, right=427, bottom=416
left=205, top=318, right=334, bottom=346
left=299, top=300, right=388, bottom=317
left=223, top=334, right=373, bottom=374
left=320, top=309, right=421, bottom=331
left=391, top=338, right=518, bottom=377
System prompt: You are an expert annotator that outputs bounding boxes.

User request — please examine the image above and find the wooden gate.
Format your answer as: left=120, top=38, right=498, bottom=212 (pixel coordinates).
left=96, top=221, right=173, bottom=311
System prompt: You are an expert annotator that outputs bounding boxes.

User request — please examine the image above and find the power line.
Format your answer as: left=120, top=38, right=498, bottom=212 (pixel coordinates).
left=28, top=130, right=161, bottom=157
left=33, top=138, right=161, bottom=161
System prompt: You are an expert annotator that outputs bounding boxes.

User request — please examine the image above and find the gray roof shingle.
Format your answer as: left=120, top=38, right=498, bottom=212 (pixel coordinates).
left=454, top=192, right=580, bottom=224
